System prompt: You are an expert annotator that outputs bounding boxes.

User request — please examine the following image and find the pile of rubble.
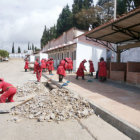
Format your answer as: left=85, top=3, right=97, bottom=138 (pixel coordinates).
left=11, top=88, right=94, bottom=122
left=15, top=82, right=48, bottom=97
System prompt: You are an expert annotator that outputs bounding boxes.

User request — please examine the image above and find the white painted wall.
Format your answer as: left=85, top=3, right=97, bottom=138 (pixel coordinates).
left=121, top=47, right=140, bottom=62
left=76, top=42, right=106, bottom=72
left=9, top=53, right=25, bottom=58
left=29, top=55, right=35, bottom=62
left=34, top=53, right=48, bottom=62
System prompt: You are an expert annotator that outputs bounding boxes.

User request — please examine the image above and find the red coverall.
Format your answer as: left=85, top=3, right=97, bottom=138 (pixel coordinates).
left=57, top=59, right=66, bottom=82
left=24, top=60, right=29, bottom=69
left=98, top=61, right=107, bottom=78
left=0, top=79, right=16, bottom=103
left=34, top=60, right=38, bottom=74
left=76, top=60, right=87, bottom=77
left=69, top=59, right=73, bottom=70
left=41, top=59, right=46, bottom=69
left=89, top=61, right=95, bottom=72
left=48, top=60, right=54, bottom=74
left=46, top=60, right=49, bottom=70
left=36, top=63, right=42, bottom=82
left=57, top=60, right=66, bottom=77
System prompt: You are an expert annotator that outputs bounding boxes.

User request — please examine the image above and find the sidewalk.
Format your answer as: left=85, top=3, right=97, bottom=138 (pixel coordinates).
left=44, top=71, right=140, bottom=129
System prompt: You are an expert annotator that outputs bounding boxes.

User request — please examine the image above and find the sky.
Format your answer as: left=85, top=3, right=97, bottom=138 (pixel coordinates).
left=0, top=0, right=98, bottom=53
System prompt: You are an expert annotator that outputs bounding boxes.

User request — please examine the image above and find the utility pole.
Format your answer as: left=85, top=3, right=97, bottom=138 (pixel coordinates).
left=114, top=0, right=117, bottom=20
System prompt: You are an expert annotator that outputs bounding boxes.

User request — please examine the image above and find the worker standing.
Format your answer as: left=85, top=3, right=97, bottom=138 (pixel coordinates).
left=98, top=57, right=107, bottom=82
left=33, top=58, right=38, bottom=74
left=24, top=59, right=29, bottom=72
left=36, top=60, right=43, bottom=82
left=89, top=60, right=94, bottom=76
left=48, top=58, right=54, bottom=74
left=41, top=59, right=46, bottom=72
left=57, top=59, right=67, bottom=82
left=0, top=78, right=16, bottom=103
left=76, top=59, right=87, bottom=80
left=69, top=58, right=73, bottom=73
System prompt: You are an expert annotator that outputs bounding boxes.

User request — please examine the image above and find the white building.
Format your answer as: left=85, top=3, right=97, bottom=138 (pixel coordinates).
left=9, top=50, right=33, bottom=59
left=42, top=27, right=108, bottom=72
left=121, top=47, right=140, bottom=62
left=33, top=52, right=48, bottom=62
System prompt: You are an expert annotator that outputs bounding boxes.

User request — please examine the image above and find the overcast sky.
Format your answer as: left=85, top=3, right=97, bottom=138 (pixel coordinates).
left=0, top=0, right=98, bottom=53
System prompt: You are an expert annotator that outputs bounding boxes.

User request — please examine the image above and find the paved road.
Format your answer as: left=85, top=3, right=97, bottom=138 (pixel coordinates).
left=0, top=59, right=131, bottom=140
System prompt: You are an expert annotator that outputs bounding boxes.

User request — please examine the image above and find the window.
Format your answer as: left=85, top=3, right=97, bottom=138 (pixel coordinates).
left=62, top=53, right=63, bottom=59
left=74, top=51, right=76, bottom=60
left=67, top=52, right=69, bottom=58
left=72, top=52, right=74, bottom=60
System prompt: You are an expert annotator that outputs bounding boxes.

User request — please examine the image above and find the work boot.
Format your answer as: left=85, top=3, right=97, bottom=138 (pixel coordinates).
left=82, top=76, right=85, bottom=80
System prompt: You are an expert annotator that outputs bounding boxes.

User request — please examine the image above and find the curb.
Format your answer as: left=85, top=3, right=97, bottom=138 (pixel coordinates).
left=42, top=74, right=140, bottom=140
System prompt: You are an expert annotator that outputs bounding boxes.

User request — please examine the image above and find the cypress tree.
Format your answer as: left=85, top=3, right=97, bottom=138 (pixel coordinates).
left=12, top=42, right=15, bottom=53
left=18, top=47, right=21, bottom=53
left=56, top=5, right=73, bottom=37
left=28, top=42, right=30, bottom=50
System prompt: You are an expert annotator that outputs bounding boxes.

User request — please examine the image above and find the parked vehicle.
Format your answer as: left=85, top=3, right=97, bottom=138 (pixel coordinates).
left=2, top=57, right=9, bottom=61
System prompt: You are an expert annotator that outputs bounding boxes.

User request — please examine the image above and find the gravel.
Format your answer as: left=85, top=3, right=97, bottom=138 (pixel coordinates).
left=11, top=83, right=94, bottom=122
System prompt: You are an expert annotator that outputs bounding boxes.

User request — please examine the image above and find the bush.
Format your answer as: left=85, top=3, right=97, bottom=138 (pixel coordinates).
left=0, top=50, right=9, bottom=58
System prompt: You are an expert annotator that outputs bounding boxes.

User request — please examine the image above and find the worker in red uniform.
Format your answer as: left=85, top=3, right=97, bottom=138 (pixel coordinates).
left=24, top=59, right=29, bottom=72
left=98, top=57, right=107, bottom=82
left=33, top=58, right=38, bottom=74
left=48, top=58, right=54, bottom=74
left=89, top=60, right=95, bottom=76
left=41, top=59, right=46, bottom=72
left=69, top=58, right=73, bottom=73
left=36, top=60, right=43, bottom=82
left=0, top=78, right=16, bottom=103
left=57, top=59, right=67, bottom=82
left=46, top=59, right=49, bottom=72
left=76, top=59, right=87, bottom=80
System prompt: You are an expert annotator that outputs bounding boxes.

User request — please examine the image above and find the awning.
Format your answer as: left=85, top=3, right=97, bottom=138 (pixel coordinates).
left=86, top=7, right=140, bottom=45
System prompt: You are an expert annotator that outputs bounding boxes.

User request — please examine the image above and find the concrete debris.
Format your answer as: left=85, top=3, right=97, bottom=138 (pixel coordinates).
left=11, top=117, right=22, bottom=123
left=12, top=83, right=94, bottom=122
left=15, top=82, right=49, bottom=98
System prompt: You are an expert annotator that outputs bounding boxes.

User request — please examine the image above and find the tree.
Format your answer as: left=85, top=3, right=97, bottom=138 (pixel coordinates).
left=133, top=0, right=140, bottom=8
left=41, top=25, right=48, bottom=49
left=56, top=5, right=73, bottom=36
left=35, top=47, right=40, bottom=52
left=28, top=42, right=30, bottom=50
left=0, top=50, right=9, bottom=58
left=12, top=42, right=15, bottom=53
left=117, top=0, right=127, bottom=15
left=97, top=0, right=114, bottom=22
left=18, top=47, right=21, bottom=53
left=75, top=6, right=101, bottom=30
left=72, top=0, right=94, bottom=29
left=32, top=43, right=35, bottom=52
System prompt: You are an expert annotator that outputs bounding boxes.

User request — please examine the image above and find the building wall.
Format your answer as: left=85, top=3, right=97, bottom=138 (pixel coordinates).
left=76, top=42, right=106, bottom=72
left=34, top=53, right=48, bottom=61
left=43, top=28, right=84, bottom=52
left=121, top=47, right=140, bottom=62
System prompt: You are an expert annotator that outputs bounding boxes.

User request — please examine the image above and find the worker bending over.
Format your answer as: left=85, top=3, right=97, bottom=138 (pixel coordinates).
left=0, top=78, right=16, bottom=103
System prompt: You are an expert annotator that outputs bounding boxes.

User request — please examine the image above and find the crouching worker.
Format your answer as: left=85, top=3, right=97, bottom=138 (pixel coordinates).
left=0, top=78, right=16, bottom=103
left=57, top=59, right=67, bottom=82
